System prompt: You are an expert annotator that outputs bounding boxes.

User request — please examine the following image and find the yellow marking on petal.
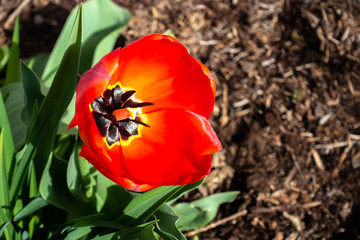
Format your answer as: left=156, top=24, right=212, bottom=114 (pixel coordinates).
left=104, top=137, right=121, bottom=149
left=120, top=125, right=143, bottom=147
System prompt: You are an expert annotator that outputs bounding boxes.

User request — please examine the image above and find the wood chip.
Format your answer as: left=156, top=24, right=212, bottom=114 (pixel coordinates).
left=311, top=148, right=325, bottom=171
left=283, top=212, right=304, bottom=232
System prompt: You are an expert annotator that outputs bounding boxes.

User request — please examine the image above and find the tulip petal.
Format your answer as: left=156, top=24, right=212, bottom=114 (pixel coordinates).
left=75, top=99, right=158, bottom=192
left=196, top=59, right=217, bottom=99
left=108, top=34, right=215, bottom=119
left=119, top=109, right=222, bottom=186
left=80, top=143, right=157, bottom=192
left=69, top=48, right=121, bottom=128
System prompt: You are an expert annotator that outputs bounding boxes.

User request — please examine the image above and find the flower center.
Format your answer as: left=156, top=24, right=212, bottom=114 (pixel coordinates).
left=90, top=85, right=153, bottom=146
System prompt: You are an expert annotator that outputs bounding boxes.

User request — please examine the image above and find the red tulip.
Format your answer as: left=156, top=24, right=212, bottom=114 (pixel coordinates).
left=69, top=34, right=222, bottom=192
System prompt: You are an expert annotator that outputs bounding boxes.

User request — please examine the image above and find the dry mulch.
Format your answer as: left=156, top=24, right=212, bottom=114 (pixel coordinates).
left=1, top=0, right=360, bottom=239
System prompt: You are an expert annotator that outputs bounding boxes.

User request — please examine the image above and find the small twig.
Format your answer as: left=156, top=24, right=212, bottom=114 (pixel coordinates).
left=332, top=136, right=354, bottom=177
left=220, top=83, right=229, bottom=127
left=4, top=0, right=32, bottom=30
left=286, top=146, right=305, bottom=180
left=350, top=134, right=360, bottom=141
left=315, top=141, right=348, bottom=154
left=184, top=210, right=247, bottom=237
left=311, top=148, right=325, bottom=171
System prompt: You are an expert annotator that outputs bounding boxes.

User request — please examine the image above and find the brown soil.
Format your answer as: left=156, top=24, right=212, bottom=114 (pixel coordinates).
left=1, top=0, right=360, bottom=239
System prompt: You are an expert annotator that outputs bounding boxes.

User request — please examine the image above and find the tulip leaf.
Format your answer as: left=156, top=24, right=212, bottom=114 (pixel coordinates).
left=0, top=45, right=10, bottom=71
left=0, top=87, right=15, bottom=178
left=0, top=129, right=11, bottom=219
left=1, top=83, right=27, bottom=150
left=24, top=53, right=49, bottom=78
left=39, top=155, right=92, bottom=218
left=154, top=204, right=186, bottom=240
left=20, top=61, right=45, bottom=126
left=93, top=172, right=135, bottom=214
left=62, top=220, right=156, bottom=240
left=167, top=179, right=204, bottom=204
left=174, top=191, right=239, bottom=231
left=163, top=29, right=175, bottom=38
left=117, top=185, right=184, bottom=226
left=13, top=197, right=48, bottom=221
left=92, top=221, right=157, bottom=240
left=4, top=17, right=20, bottom=85
left=9, top=3, right=83, bottom=204
left=63, top=227, right=91, bottom=240
left=28, top=162, right=38, bottom=199
left=42, top=0, right=131, bottom=86
left=28, top=215, right=40, bottom=240
left=0, top=222, right=9, bottom=237
left=67, top=142, right=93, bottom=202
left=0, top=206, right=14, bottom=239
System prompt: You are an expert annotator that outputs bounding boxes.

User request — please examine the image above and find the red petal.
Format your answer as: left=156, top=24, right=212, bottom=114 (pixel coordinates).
left=69, top=48, right=121, bottom=129
left=196, top=59, right=217, bottom=99
left=80, top=143, right=158, bottom=192
left=119, top=109, right=222, bottom=186
left=76, top=107, right=114, bottom=162
left=108, top=34, right=215, bottom=119
left=75, top=99, right=158, bottom=192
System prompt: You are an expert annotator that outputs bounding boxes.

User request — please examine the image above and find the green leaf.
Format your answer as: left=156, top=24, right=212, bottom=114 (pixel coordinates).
left=57, top=95, right=77, bottom=135
left=167, top=180, right=203, bottom=204
left=1, top=83, right=27, bottom=150
left=4, top=17, right=20, bottom=85
left=163, top=29, right=175, bottom=38
left=0, top=88, right=15, bottom=179
left=9, top=2, right=83, bottom=203
left=13, top=197, right=48, bottom=221
left=24, top=53, right=49, bottom=78
left=0, top=206, right=14, bottom=239
left=0, top=129, right=11, bottom=219
left=117, top=186, right=184, bottom=226
left=72, top=219, right=127, bottom=230
left=0, top=222, right=9, bottom=237
left=42, top=0, right=130, bottom=85
left=28, top=215, right=40, bottom=240
left=154, top=204, right=186, bottom=240
left=0, top=45, right=10, bottom=71
left=28, top=162, right=38, bottom=199
left=67, top=142, right=93, bottom=202
left=64, top=226, right=91, bottom=240
left=92, top=221, right=157, bottom=240
left=174, top=191, right=239, bottom=230
left=93, top=172, right=134, bottom=213
left=39, top=155, right=91, bottom=217
left=20, top=62, right=45, bottom=126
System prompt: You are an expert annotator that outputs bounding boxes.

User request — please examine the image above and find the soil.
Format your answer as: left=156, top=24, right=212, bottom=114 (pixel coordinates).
left=1, top=0, right=360, bottom=239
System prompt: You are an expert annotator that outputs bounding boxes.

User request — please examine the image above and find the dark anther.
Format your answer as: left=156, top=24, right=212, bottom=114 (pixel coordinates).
left=90, top=85, right=152, bottom=146
left=120, top=90, right=136, bottom=103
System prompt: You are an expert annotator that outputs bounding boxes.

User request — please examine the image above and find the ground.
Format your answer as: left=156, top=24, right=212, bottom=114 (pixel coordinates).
left=1, top=0, right=360, bottom=239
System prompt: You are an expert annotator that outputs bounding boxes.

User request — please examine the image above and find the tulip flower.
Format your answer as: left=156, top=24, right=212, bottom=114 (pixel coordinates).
left=69, top=34, right=222, bottom=192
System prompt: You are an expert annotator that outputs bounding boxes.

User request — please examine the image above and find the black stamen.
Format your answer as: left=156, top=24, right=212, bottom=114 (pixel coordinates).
left=121, top=90, right=136, bottom=103
left=91, top=85, right=153, bottom=146
left=106, top=124, right=120, bottom=145
left=131, top=117, right=150, bottom=127
left=131, top=102, right=154, bottom=108
left=111, top=85, right=123, bottom=108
